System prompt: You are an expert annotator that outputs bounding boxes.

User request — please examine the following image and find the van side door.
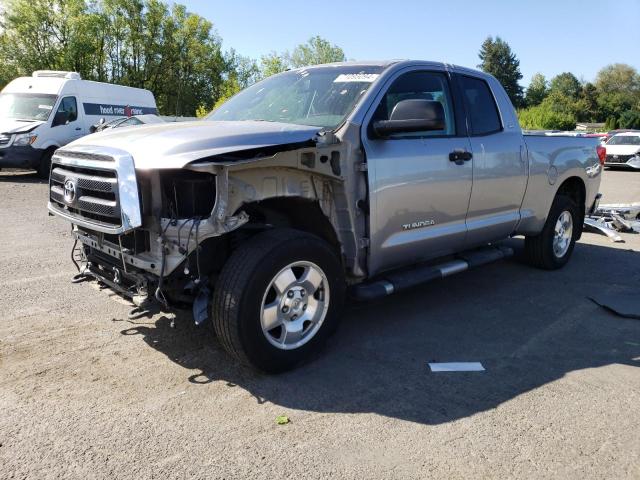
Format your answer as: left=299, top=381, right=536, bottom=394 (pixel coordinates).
left=51, top=96, right=84, bottom=145
left=454, top=73, right=527, bottom=246
left=362, top=68, right=473, bottom=275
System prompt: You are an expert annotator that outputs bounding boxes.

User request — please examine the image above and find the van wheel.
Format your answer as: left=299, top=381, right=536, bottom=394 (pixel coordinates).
left=37, top=148, right=55, bottom=179
left=525, top=194, right=579, bottom=270
left=212, top=228, right=345, bottom=373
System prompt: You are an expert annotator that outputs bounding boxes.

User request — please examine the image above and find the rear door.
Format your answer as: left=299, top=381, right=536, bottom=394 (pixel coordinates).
left=454, top=73, right=527, bottom=246
left=362, top=67, right=473, bottom=275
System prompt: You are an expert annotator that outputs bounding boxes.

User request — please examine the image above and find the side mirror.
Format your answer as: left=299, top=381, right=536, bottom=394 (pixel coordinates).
left=52, top=110, right=69, bottom=127
left=373, top=99, right=445, bottom=138
left=99, top=117, right=106, bottom=125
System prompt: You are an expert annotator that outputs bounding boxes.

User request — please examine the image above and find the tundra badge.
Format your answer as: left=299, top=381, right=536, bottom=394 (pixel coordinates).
left=402, top=219, right=435, bottom=230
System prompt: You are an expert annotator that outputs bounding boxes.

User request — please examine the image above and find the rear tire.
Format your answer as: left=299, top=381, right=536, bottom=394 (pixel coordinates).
left=211, top=228, right=345, bottom=373
left=525, top=194, right=580, bottom=270
left=37, top=148, right=55, bottom=179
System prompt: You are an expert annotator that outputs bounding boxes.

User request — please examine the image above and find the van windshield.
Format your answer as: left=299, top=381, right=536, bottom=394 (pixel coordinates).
left=207, top=66, right=384, bottom=129
left=0, top=93, right=58, bottom=121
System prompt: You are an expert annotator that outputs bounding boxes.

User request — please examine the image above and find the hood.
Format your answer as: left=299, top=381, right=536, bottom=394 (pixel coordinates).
left=605, top=144, right=640, bottom=156
left=62, top=120, right=322, bottom=169
left=0, top=119, right=45, bottom=135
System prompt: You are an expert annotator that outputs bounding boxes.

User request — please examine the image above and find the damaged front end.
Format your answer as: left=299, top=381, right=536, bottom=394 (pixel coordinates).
left=48, top=145, right=250, bottom=321
left=47, top=123, right=368, bottom=323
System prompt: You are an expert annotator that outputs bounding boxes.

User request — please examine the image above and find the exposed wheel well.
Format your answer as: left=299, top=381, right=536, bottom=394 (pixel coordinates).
left=235, top=197, right=341, bottom=252
left=556, top=176, right=586, bottom=237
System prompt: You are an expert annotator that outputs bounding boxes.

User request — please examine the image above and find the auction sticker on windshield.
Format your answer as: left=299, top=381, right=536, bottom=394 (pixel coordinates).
left=333, top=73, right=380, bottom=83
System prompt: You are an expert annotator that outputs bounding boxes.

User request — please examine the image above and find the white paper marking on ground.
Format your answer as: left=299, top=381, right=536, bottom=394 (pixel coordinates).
left=428, top=362, right=485, bottom=372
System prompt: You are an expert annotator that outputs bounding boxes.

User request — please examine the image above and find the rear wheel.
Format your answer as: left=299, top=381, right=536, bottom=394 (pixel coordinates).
left=212, top=228, right=345, bottom=373
left=525, top=194, right=580, bottom=270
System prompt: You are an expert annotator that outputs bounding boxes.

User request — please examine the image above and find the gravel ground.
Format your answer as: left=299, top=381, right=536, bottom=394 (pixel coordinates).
left=1, top=168, right=639, bottom=480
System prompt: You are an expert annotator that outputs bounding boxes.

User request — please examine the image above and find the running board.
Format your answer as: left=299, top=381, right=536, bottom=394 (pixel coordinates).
left=351, top=245, right=514, bottom=301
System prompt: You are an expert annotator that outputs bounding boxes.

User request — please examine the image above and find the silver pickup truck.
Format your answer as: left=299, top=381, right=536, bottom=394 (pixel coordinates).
left=48, top=61, right=604, bottom=372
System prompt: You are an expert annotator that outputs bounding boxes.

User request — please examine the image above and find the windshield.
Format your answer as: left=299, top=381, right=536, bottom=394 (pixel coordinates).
left=607, top=135, right=640, bottom=146
left=207, top=66, right=384, bottom=129
left=0, top=93, right=58, bottom=121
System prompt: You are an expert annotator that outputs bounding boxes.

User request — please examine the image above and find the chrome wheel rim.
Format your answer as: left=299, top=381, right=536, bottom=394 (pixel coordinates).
left=553, top=211, right=573, bottom=258
left=260, top=261, right=330, bottom=350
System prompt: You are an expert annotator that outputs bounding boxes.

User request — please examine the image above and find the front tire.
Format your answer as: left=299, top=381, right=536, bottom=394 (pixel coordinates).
left=525, top=194, right=580, bottom=270
left=37, top=148, right=55, bottom=179
left=212, top=229, right=345, bottom=373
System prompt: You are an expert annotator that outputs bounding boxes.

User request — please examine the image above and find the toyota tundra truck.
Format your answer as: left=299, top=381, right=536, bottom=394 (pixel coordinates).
left=47, top=61, right=604, bottom=372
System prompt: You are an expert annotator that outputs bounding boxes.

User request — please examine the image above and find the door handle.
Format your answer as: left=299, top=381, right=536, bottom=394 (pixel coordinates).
left=449, top=149, right=473, bottom=164
left=75, top=127, right=82, bottom=131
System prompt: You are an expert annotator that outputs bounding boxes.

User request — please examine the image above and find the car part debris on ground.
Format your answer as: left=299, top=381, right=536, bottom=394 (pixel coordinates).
left=589, top=292, right=640, bottom=320
left=428, top=362, right=486, bottom=372
left=584, top=202, right=640, bottom=242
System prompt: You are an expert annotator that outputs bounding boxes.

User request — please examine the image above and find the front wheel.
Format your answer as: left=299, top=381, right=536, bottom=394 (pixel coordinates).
left=525, top=194, right=580, bottom=270
left=37, top=148, right=55, bottom=179
left=211, top=228, right=345, bottom=373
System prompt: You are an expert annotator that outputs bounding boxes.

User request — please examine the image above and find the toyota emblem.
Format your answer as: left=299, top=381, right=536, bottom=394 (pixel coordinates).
left=63, top=178, right=77, bottom=204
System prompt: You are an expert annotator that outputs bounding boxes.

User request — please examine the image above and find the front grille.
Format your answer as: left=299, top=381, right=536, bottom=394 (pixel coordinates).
left=605, top=154, right=633, bottom=164
left=49, top=162, right=122, bottom=227
left=0, top=134, right=10, bottom=146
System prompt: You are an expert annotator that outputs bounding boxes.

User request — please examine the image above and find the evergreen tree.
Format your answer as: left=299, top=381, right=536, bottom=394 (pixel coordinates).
left=478, top=36, right=524, bottom=107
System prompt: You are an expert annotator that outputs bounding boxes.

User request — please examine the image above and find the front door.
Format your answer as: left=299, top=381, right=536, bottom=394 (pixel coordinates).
left=362, top=68, right=473, bottom=275
left=51, top=96, right=84, bottom=145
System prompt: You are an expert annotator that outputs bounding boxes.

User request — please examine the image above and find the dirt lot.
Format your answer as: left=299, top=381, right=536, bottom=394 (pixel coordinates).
left=1, top=168, right=639, bottom=480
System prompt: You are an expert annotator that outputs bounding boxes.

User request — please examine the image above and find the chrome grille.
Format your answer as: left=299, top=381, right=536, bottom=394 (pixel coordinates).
left=0, top=134, right=10, bottom=146
left=49, top=162, right=122, bottom=227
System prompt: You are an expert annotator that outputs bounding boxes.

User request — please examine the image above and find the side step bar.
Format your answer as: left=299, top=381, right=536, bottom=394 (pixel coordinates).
left=351, top=245, right=514, bottom=301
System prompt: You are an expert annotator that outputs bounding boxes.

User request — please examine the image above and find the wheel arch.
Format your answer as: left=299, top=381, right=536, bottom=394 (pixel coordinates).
left=234, top=196, right=342, bottom=255
left=555, top=176, right=586, bottom=238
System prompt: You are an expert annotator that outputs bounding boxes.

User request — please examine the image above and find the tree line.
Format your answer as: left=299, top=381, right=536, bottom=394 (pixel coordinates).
left=0, top=0, right=345, bottom=117
left=1, top=1, right=637, bottom=129
left=478, top=36, right=640, bottom=130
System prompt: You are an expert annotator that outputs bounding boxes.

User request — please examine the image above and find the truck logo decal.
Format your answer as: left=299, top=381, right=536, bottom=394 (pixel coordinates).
left=82, top=103, right=158, bottom=117
left=402, top=219, right=435, bottom=230
left=63, top=178, right=77, bottom=204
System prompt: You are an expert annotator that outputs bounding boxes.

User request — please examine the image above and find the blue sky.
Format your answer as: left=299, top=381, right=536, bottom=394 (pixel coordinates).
left=175, top=0, right=640, bottom=86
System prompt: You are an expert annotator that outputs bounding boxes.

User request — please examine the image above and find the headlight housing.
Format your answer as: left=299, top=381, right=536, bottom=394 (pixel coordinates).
left=13, top=133, right=38, bottom=146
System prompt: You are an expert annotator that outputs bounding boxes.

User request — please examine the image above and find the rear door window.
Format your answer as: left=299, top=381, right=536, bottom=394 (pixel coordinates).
left=458, top=76, right=502, bottom=135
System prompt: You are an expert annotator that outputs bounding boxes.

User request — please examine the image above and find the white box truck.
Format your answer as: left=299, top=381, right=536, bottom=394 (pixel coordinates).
left=0, top=71, right=157, bottom=177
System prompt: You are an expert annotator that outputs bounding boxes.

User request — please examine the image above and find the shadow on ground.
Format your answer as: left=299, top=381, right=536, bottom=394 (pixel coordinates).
left=0, top=170, right=46, bottom=184
left=119, top=238, right=639, bottom=425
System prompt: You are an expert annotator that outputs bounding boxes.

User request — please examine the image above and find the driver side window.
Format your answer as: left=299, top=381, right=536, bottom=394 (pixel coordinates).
left=372, top=71, right=456, bottom=138
left=56, top=96, right=78, bottom=123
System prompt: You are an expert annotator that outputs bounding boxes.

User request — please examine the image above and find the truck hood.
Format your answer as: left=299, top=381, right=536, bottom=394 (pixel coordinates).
left=605, top=144, right=640, bottom=156
left=0, top=119, right=44, bottom=135
left=62, top=120, right=323, bottom=169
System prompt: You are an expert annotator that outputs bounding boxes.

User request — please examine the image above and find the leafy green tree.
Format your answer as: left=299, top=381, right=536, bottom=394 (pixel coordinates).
left=260, top=51, right=289, bottom=78
left=594, top=64, right=640, bottom=123
left=525, top=73, right=548, bottom=106
left=549, top=72, right=582, bottom=99
left=0, top=0, right=229, bottom=116
left=518, top=102, right=576, bottom=131
left=290, top=36, right=346, bottom=68
left=478, top=36, right=524, bottom=107
left=618, top=110, right=640, bottom=129
left=605, top=116, right=618, bottom=130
